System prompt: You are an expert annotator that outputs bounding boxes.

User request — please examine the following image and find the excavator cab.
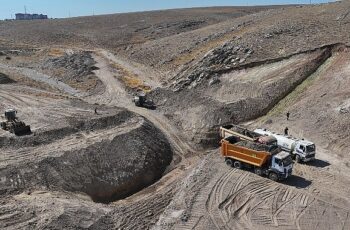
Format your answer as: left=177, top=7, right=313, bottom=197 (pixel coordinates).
left=133, top=92, right=147, bottom=107
left=5, top=109, right=17, bottom=121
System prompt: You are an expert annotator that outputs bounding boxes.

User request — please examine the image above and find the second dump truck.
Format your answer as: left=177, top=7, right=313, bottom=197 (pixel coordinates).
left=221, top=136, right=293, bottom=181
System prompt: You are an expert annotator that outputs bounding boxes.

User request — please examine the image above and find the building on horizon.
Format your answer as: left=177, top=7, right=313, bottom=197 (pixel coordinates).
left=15, top=13, right=48, bottom=20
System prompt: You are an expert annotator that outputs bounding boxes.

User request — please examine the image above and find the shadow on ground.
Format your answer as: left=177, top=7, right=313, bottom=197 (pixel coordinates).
left=306, top=159, right=330, bottom=168
left=283, top=175, right=312, bottom=189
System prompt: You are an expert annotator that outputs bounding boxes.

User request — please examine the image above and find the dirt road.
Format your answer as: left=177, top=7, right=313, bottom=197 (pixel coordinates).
left=90, top=50, right=196, bottom=160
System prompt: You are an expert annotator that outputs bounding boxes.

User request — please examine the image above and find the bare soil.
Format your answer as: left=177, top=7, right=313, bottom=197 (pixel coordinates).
left=0, top=2, right=350, bottom=230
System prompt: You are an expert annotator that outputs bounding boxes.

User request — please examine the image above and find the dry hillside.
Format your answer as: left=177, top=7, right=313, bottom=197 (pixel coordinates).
left=0, top=2, right=350, bottom=230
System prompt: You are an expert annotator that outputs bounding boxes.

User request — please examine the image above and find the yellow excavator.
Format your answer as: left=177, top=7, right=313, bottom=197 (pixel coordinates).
left=0, top=109, right=31, bottom=136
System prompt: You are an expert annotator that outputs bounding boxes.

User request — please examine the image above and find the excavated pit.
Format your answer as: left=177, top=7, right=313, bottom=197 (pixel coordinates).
left=0, top=107, right=173, bottom=204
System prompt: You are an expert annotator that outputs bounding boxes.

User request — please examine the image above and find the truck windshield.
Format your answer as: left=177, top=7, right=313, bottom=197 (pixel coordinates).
left=306, top=144, right=315, bottom=153
left=268, top=145, right=279, bottom=152
left=282, top=156, right=293, bottom=166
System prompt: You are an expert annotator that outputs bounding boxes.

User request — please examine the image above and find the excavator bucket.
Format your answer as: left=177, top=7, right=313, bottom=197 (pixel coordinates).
left=13, top=125, right=31, bottom=136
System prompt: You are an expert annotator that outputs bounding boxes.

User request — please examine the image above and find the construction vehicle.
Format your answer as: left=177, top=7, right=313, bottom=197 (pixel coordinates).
left=254, top=128, right=316, bottom=163
left=220, top=124, right=277, bottom=146
left=0, top=109, right=31, bottom=136
left=221, top=136, right=293, bottom=181
left=132, top=92, right=156, bottom=110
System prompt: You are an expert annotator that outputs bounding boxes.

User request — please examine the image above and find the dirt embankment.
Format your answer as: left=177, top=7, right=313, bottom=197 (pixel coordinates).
left=42, top=51, right=104, bottom=93
left=251, top=46, right=350, bottom=162
left=0, top=105, right=133, bottom=148
left=0, top=72, right=15, bottom=84
left=0, top=48, right=104, bottom=94
left=150, top=47, right=332, bottom=147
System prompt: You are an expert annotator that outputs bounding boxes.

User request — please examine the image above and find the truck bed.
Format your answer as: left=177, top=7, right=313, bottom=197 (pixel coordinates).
left=221, top=139, right=272, bottom=167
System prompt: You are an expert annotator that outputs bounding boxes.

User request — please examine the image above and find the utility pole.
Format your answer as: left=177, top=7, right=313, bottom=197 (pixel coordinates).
left=24, top=5, right=27, bottom=14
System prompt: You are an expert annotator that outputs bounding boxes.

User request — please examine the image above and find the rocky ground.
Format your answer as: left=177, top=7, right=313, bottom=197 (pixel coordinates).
left=0, top=2, right=350, bottom=230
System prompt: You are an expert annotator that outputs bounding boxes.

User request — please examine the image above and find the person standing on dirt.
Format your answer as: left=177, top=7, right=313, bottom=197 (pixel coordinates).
left=286, top=111, right=290, bottom=121
left=284, top=127, right=289, bottom=136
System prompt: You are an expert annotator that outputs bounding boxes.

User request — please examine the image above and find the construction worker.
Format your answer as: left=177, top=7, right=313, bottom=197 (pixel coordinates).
left=284, top=127, right=289, bottom=136
left=286, top=111, right=290, bottom=120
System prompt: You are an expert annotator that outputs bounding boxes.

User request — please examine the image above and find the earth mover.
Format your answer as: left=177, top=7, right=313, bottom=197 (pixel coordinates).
left=254, top=128, right=316, bottom=163
left=221, top=136, right=293, bottom=181
left=132, top=92, right=156, bottom=110
left=0, top=109, right=31, bottom=136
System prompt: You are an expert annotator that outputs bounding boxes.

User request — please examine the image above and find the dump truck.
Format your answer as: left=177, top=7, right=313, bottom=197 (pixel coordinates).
left=254, top=128, right=316, bottom=163
left=221, top=136, right=293, bottom=181
left=220, top=124, right=277, bottom=146
left=0, top=109, right=31, bottom=136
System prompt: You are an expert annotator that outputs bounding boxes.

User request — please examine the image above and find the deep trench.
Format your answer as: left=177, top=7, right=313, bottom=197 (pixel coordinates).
left=0, top=111, right=173, bottom=204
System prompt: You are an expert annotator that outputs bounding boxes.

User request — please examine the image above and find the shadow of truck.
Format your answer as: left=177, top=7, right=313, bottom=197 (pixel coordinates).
left=282, top=175, right=312, bottom=189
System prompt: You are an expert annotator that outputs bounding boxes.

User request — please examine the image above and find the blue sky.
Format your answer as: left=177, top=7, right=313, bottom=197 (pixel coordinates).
left=0, top=0, right=332, bottom=20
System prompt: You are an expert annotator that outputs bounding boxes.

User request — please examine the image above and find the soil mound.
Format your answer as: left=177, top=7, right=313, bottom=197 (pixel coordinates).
left=0, top=72, right=15, bottom=84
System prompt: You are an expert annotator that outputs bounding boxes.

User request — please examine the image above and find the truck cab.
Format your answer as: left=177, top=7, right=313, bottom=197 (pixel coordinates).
left=272, top=152, right=293, bottom=180
left=294, top=141, right=316, bottom=162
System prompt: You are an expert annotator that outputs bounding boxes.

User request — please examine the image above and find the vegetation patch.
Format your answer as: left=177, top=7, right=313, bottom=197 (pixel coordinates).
left=111, top=62, right=151, bottom=92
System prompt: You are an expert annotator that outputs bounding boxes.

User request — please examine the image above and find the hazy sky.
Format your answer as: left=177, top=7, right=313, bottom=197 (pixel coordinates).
left=0, top=0, right=332, bottom=20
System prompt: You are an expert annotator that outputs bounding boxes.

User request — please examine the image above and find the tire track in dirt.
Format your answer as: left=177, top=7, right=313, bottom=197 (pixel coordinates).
left=114, top=186, right=176, bottom=230
left=295, top=196, right=315, bottom=230
left=293, top=162, right=350, bottom=208
left=205, top=167, right=240, bottom=229
left=196, top=158, right=350, bottom=230
left=271, top=188, right=300, bottom=227
left=228, top=179, right=277, bottom=228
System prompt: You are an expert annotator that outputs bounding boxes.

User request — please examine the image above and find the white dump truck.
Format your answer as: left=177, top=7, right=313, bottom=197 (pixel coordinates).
left=254, top=128, right=316, bottom=163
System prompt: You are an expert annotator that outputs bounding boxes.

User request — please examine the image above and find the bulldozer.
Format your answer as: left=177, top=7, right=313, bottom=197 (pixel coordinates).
left=0, top=109, right=31, bottom=136
left=132, top=92, right=156, bottom=110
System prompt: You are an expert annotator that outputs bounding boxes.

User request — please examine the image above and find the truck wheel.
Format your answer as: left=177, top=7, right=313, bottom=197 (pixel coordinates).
left=295, top=155, right=301, bottom=163
left=254, top=167, right=263, bottom=176
left=225, top=158, right=234, bottom=167
left=233, top=161, right=242, bottom=169
left=269, top=172, right=279, bottom=181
